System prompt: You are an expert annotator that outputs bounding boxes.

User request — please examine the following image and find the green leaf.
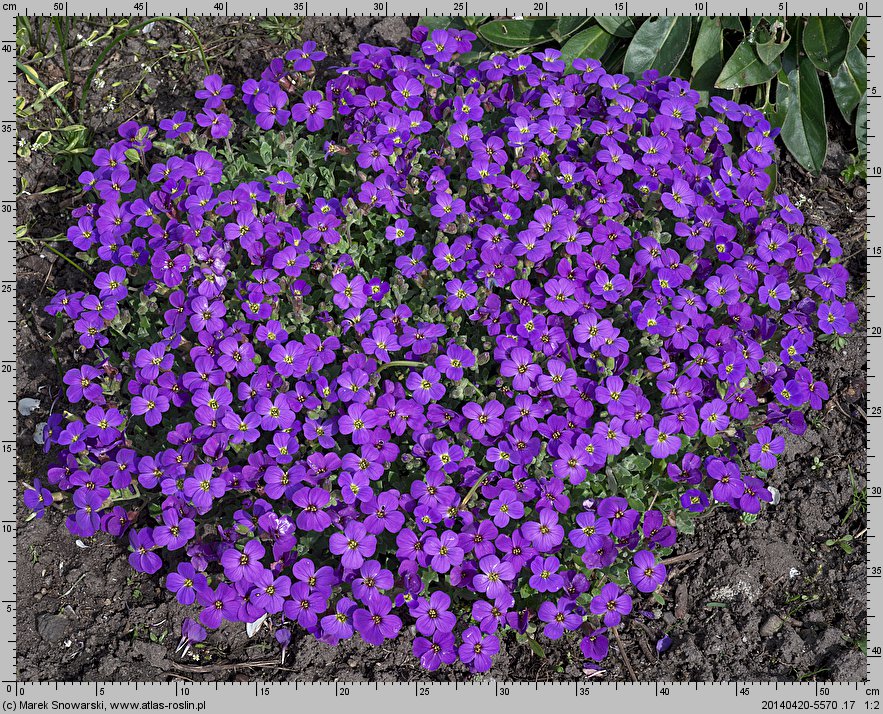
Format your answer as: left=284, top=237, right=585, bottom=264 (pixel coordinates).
left=720, top=16, right=745, bottom=33
left=763, top=162, right=778, bottom=203
left=623, top=16, right=692, bottom=77
left=857, top=91, right=867, bottom=157
left=691, top=17, right=724, bottom=92
left=675, top=510, right=696, bottom=535
left=715, top=41, right=780, bottom=89
left=554, top=17, right=591, bottom=41
left=596, top=16, right=636, bottom=38
left=780, top=58, right=828, bottom=174
left=849, top=17, right=867, bottom=50
left=527, top=638, right=546, bottom=658
left=802, top=17, right=849, bottom=73
left=782, top=17, right=802, bottom=74
left=478, top=18, right=557, bottom=49
left=259, top=141, right=272, bottom=166
left=622, top=453, right=651, bottom=473
left=755, top=26, right=790, bottom=66
left=830, top=47, right=867, bottom=123
left=560, top=26, right=614, bottom=71
left=32, top=131, right=52, bottom=150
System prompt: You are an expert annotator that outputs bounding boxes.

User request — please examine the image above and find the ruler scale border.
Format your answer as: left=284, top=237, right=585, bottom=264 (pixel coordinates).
left=7, top=2, right=877, bottom=710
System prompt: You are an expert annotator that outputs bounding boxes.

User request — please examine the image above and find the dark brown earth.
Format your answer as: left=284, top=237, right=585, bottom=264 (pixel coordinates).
left=15, top=16, right=868, bottom=682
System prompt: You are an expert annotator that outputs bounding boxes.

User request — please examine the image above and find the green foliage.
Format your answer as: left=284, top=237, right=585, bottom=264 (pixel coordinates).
left=778, top=58, right=827, bottom=174
left=446, top=15, right=867, bottom=174
left=623, top=16, right=691, bottom=76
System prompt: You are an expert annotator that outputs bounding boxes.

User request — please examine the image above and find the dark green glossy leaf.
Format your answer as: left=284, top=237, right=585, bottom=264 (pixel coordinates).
left=477, top=18, right=557, bottom=49
left=802, top=17, right=849, bottom=73
left=782, top=17, right=802, bottom=74
left=603, top=43, right=628, bottom=74
left=756, top=36, right=789, bottom=66
left=596, top=16, right=636, bottom=38
left=849, top=16, right=867, bottom=50
left=715, top=41, right=780, bottom=89
left=554, top=16, right=591, bottom=41
left=755, top=22, right=790, bottom=66
left=857, top=91, right=868, bottom=157
left=780, top=58, right=828, bottom=174
left=560, top=26, right=614, bottom=71
left=691, top=17, right=724, bottom=92
left=831, top=47, right=867, bottom=123
left=623, top=16, right=691, bottom=77
left=720, top=16, right=745, bottom=33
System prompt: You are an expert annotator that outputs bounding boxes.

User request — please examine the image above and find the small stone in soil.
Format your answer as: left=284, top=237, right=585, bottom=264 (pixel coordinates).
left=36, top=613, right=69, bottom=643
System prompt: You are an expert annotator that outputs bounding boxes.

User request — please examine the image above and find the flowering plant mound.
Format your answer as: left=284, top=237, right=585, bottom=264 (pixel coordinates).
left=32, top=27, right=857, bottom=671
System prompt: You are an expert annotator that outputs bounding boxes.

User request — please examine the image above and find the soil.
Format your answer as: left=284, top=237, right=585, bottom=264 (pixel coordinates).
left=14, top=16, right=868, bottom=682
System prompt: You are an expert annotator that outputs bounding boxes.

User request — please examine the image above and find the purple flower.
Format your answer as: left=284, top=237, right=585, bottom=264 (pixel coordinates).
left=458, top=626, right=499, bottom=673
left=291, top=90, right=333, bottom=132
left=159, top=111, right=193, bottom=139
left=196, top=74, right=234, bottom=109
left=473, top=555, right=515, bottom=600
left=522, top=510, right=564, bottom=552
left=353, top=595, right=401, bottom=645
left=413, top=631, right=457, bottom=671
left=130, top=385, right=170, bottom=427
left=500, top=347, right=542, bottom=391
left=628, top=550, right=667, bottom=593
left=424, top=530, right=465, bottom=573
left=406, top=366, right=445, bottom=405
left=412, top=590, right=456, bottom=635
left=254, top=85, right=291, bottom=130
left=23, top=479, right=52, bottom=518
left=538, top=598, right=583, bottom=640
left=680, top=489, right=709, bottom=513
left=748, top=426, right=785, bottom=470
left=329, top=521, right=377, bottom=570
left=220, top=539, right=265, bottom=582
left=589, top=583, right=632, bottom=627
left=166, top=562, right=208, bottom=605
left=128, top=529, right=162, bottom=574
left=580, top=628, right=609, bottom=661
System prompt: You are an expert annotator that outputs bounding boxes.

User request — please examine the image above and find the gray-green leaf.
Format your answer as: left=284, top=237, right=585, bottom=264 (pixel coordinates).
left=849, top=16, right=867, bottom=50
left=477, top=18, right=557, bottom=49
left=755, top=28, right=790, bottom=66
left=830, top=47, right=867, bottom=123
left=802, top=17, right=849, bottom=73
left=623, top=16, right=692, bottom=77
left=715, top=41, right=780, bottom=89
left=560, top=26, right=614, bottom=72
left=780, top=58, right=828, bottom=174
left=554, top=17, right=591, bottom=41
left=691, top=17, right=724, bottom=92
left=596, top=16, right=636, bottom=38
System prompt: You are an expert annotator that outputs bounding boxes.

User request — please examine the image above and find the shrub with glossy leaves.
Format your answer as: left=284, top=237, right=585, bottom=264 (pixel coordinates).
left=33, top=27, right=857, bottom=671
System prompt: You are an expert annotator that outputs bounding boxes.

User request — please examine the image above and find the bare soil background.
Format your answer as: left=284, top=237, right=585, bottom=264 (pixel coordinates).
left=14, top=16, right=868, bottom=682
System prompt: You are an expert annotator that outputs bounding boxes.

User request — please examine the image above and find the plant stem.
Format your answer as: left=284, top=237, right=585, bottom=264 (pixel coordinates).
left=612, top=627, right=637, bottom=682
left=376, top=359, right=427, bottom=374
